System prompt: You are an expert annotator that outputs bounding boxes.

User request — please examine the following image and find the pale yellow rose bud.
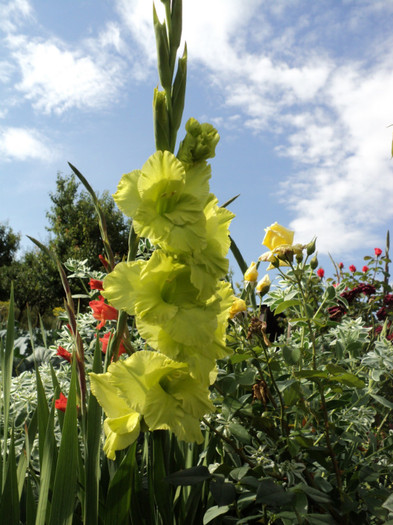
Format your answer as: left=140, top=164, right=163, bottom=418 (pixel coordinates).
left=229, top=297, right=247, bottom=319
left=256, top=274, right=271, bottom=295
left=244, top=261, right=258, bottom=282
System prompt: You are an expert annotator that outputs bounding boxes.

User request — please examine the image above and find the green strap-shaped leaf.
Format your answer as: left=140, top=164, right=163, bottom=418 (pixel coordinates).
left=104, top=442, right=137, bottom=525
left=84, top=339, right=103, bottom=525
left=48, top=359, right=79, bottom=525
left=0, top=431, right=20, bottom=525
left=1, top=284, right=15, bottom=487
left=35, top=403, right=57, bottom=525
left=35, top=364, right=49, bottom=468
left=17, top=409, right=37, bottom=498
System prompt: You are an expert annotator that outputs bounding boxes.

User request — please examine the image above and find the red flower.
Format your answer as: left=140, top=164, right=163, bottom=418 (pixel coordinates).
left=362, top=266, right=369, bottom=273
left=55, top=392, right=68, bottom=412
left=374, top=248, right=382, bottom=257
left=357, top=283, right=376, bottom=296
left=99, top=254, right=110, bottom=270
left=328, top=305, right=346, bottom=321
left=349, top=265, right=356, bottom=273
left=57, top=345, right=72, bottom=363
left=89, top=278, right=104, bottom=291
left=100, top=332, right=126, bottom=356
left=317, top=268, right=325, bottom=278
left=338, top=262, right=344, bottom=269
left=90, top=296, right=118, bottom=330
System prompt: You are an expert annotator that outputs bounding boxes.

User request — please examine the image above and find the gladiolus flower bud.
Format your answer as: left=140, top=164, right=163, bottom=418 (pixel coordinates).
left=310, top=256, right=318, bottom=269
left=256, top=274, right=271, bottom=295
left=57, top=346, right=72, bottom=363
left=244, top=262, right=258, bottom=283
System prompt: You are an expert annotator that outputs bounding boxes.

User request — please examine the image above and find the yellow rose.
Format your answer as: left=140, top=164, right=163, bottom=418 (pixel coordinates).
left=256, top=274, right=271, bottom=295
left=229, top=297, right=247, bottom=319
left=262, top=222, right=294, bottom=250
left=244, top=261, right=258, bottom=282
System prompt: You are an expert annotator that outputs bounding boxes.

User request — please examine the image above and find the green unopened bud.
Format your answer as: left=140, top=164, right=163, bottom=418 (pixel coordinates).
left=153, top=88, right=170, bottom=151
left=310, top=255, right=318, bottom=269
left=153, top=5, right=171, bottom=91
left=177, top=118, right=219, bottom=164
left=171, top=44, right=187, bottom=140
left=306, top=237, right=317, bottom=256
left=170, top=0, right=182, bottom=52
left=296, top=251, right=303, bottom=264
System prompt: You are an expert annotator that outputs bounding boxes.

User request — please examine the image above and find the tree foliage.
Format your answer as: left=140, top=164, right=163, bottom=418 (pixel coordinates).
left=46, top=173, right=130, bottom=269
left=0, top=221, right=20, bottom=267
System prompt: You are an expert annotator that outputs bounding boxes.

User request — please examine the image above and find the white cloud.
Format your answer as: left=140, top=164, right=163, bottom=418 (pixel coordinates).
left=0, top=0, right=33, bottom=34
left=7, top=34, right=125, bottom=114
left=0, top=126, right=56, bottom=162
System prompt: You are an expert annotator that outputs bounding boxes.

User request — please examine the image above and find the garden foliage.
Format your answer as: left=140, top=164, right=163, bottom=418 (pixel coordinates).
left=1, top=1, right=393, bottom=523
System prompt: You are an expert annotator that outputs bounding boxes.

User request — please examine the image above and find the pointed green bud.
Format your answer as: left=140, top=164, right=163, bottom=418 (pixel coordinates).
left=153, top=88, right=170, bottom=151
left=171, top=0, right=182, bottom=53
left=296, top=251, right=303, bottom=264
left=153, top=5, right=171, bottom=91
left=171, top=44, right=187, bottom=144
left=310, top=255, right=318, bottom=269
left=306, top=237, right=317, bottom=256
left=177, top=118, right=220, bottom=164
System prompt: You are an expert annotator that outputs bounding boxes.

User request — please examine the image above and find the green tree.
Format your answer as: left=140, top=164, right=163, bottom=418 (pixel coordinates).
left=46, top=173, right=130, bottom=268
left=0, top=221, right=20, bottom=266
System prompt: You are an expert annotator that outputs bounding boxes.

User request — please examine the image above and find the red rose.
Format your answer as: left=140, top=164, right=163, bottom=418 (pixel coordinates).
left=317, top=268, right=325, bottom=278
left=374, top=248, right=382, bottom=257
left=349, top=265, right=356, bottom=273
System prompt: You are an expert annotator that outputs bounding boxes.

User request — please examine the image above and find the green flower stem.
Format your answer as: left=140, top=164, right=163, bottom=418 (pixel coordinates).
left=201, top=417, right=256, bottom=468
left=319, top=385, right=343, bottom=495
left=288, top=261, right=317, bottom=370
left=257, top=341, right=287, bottom=436
left=109, top=224, right=140, bottom=364
left=287, top=260, right=344, bottom=496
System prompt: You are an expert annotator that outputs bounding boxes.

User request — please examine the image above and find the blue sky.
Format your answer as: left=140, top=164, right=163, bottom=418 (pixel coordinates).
left=1, top=0, right=393, bottom=279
